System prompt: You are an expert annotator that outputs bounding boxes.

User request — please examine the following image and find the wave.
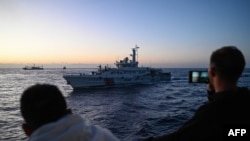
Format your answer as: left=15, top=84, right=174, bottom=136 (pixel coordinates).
left=171, top=77, right=188, bottom=81
left=242, top=73, right=250, bottom=78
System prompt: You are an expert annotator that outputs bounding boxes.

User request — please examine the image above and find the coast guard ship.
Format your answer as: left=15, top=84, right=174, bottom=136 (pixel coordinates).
left=63, top=46, right=171, bottom=89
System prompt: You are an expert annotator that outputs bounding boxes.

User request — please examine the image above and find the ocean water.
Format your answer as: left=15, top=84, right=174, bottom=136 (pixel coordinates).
left=0, top=68, right=249, bottom=141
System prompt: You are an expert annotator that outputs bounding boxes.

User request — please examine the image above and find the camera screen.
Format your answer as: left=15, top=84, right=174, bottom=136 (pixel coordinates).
left=189, top=71, right=208, bottom=83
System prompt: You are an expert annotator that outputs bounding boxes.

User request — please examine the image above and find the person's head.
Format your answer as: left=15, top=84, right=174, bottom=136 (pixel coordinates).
left=20, top=84, right=70, bottom=136
left=208, top=46, right=245, bottom=91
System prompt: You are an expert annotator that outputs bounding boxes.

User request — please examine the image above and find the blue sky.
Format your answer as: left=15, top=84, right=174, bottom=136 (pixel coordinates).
left=0, top=0, right=249, bottom=68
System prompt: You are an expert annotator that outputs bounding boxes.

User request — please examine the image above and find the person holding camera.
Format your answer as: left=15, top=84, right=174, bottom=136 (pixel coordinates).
left=20, top=84, right=119, bottom=141
left=143, top=46, right=250, bottom=141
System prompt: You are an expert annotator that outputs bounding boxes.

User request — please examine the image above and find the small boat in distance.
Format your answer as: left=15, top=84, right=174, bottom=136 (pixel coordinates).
left=23, top=65, right=44, bottom=70
left=63, top=46, right=171, bottom=89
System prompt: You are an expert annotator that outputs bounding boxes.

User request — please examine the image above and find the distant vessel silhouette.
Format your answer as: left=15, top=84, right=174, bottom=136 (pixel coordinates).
left=23, top=65, right=43, bottom=70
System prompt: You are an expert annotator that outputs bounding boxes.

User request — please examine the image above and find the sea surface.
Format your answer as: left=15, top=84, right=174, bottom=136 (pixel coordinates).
left=0, top=68, right=249, bottom=141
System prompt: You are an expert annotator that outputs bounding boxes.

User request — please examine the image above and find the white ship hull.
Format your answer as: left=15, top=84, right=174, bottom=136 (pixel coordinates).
left=64, top=70, right=171, bottom=89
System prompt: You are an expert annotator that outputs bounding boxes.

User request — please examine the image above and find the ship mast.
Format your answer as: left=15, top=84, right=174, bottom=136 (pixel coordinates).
left=134, top=44, right=139, bottom=63
left=131, top=45, right=139, bottom=67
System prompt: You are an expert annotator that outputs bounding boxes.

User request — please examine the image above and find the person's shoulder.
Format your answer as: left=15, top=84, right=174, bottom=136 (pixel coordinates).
left=62, top=115, right=120, bottom=141
left=87, top=124, right=119, bottom=141
left=238, top=87, right=250, bottom=95
left=236, top=87, right=250, bottom=103
left=213, top=87, right=250, bottom=103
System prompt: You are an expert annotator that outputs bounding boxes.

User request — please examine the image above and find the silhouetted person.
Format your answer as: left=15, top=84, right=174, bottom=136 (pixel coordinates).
left=143, top=46, right=250, bottom=141
left=20, top=84, right=119, bottom=141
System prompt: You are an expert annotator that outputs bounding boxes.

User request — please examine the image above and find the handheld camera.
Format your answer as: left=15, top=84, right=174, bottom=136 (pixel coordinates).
left=189, top=71, right=209, bottom=83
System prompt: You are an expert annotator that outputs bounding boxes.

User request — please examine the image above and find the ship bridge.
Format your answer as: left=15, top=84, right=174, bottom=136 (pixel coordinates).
left=115, top=46, right=139, bottom=68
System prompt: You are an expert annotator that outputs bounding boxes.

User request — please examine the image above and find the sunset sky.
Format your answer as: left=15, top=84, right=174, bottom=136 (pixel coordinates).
left=0, top=0, right=250, bottom=68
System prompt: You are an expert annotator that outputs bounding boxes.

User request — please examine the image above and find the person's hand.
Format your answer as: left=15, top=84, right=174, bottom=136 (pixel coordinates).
left=206, top=83, right=215, bottom=101
left=206, top=83, right=215, bottom=92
